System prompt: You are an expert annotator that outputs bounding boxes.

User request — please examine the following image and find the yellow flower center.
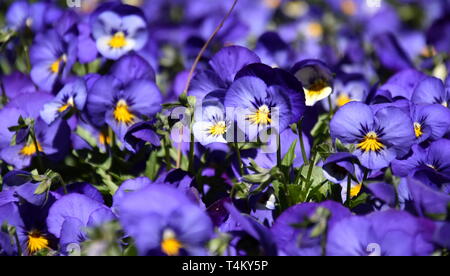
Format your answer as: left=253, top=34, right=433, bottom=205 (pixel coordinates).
left=113, top=99, right=135, bottom=125
left=307, top=22, right=323, bottom=38
left=27, top=230, right=49, bottom=254
left=414, top=122, right=423, bottom=138
left=161, top=230, right=183, bottom=256
left=20, top=142, right=43, bottom=156
left=350, top=183, right=363, bottom=198
left=341, top=0, right=357, bottom=16
left=442, top=101, right=448, bottom=108
left=357, top=131, right=384, bottom=152
left=108, top=32, right=128, bottom=49
left=336, top=93, right=353, bottom=107
left=247, top=105, right=271, bottom=125
left=208, top=121, right=227, bottom=137
left=50, top=55, right=67, bottom=74
left=58, top=97, right=75, bottom=113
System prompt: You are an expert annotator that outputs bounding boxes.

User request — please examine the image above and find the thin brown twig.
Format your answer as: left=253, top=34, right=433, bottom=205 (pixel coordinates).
left=182, top=0, right=239, bottom=95
left=176, top=0, right=239, bottom=169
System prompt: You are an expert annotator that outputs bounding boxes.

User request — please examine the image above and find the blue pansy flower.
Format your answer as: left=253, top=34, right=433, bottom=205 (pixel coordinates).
left=0, top=171, right=59, bottom=255
left=40, top=78, right=88, bottom=125
left=30, top=31, right=76, bottom=92
left=330, top=102, right=415, bottom=170
left=46, top=194, right=115, bottom=254
left=188, top=46, right=261, bottom=102
left=91, top=3, right=148, bottom=60
left=412, top=76, right=450, bottom=108
left=193, top=91, right=230, bottom=145
left=327, top=73, right=369, bottom=109
left=86, top=54, right=161, bottom=141
left=392, top=139, right=450, bottom=182
left=271, top=201, right=351, bottom=256
left=86, top=75, right=162, bottom=141
left=224, top=76, right=304, bottom=141
left=327, top=210, right=436, bottom=256
left=118, top=184, right=213, bottom=256
left=6, top=1, right=62, bottom=32
left=409, top=104, right=450, bottom=143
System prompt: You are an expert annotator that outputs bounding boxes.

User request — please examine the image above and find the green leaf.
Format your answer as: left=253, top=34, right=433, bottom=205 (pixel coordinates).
left=34, top=179, right=52, bottom=195
left=75, top=126, right=98, bottom=148
left=233, top=182, right=252, bottom=199
left=286, top=184, right=303, bottom=206
left=0, top=30, right=16, bottom=44
left=187, top=95, right=197, bottom=108
left=281, top=140, right=297, bottom=168
left=248, top=158, right=269, bottom=174
left=96, top=168, right=118, bottom=195
left=243, top=173, right=271, bottom=183
left=87, top=59, right=102, bottom=73
left=144, top=151, right=160, bottom=181
left=316, top=143, right=333, bottom=160
left=300, top=165, right=328, bottom=200
left=311, top=114, right=330, bottom=138
left=335, top=138, right=349, bottom=152
left=348, top=193, right=369, bottom=209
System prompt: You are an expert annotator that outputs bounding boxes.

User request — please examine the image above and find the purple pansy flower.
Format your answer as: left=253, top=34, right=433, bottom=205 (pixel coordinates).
left=91, top=3, right=148, bottom=60
left=330, top=102, right=415, bottom=170
left=271, top=201, right=351, bottom=256
left=327, top=210, right=436, bottom=256
left=46, top=194, right=115, bottom=254
left=188, top=46, right=261, bottom=102
left=118, top=184, right=213, bottom=256
left=86, top=55, right=162, bottom=141
left=412, top=76, right=450, bottom=108
left=224, top=76, right=304, bottom=141
left=40, top=78, right=88, bottom=125
left=30, top=31, right=76, bottom=92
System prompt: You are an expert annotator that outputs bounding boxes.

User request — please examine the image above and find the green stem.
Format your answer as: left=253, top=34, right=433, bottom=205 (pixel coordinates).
left=328, top=95, right=333, bottom=118
left=297, top=119, right=309, bottom=165
left=234, top=142, right=244, bottom=178
left=302, top=151, right=317, bottom=201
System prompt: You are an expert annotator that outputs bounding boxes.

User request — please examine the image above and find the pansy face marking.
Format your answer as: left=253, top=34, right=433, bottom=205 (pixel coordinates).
left=413, top=122, right=423, bottom=138
left=161, top=229, right=183, bottom=256
left=20, top=142, right=43, bottom=156
left=357, top=131, right=384, bottom=153
left=208, top=121, right=227, bottom=137
left=350, top=183, right=363, bottom=198
left=247, top=104, right=272, bottom=126
left=108, top=31, right=128, bottom=49
left=58, top=97, right=75, bottom=113
left=114, top=99, right=135, bottom=125
left=49, top=55, right=67, bottom=74
left=27, top=230, right=49, bottom=254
